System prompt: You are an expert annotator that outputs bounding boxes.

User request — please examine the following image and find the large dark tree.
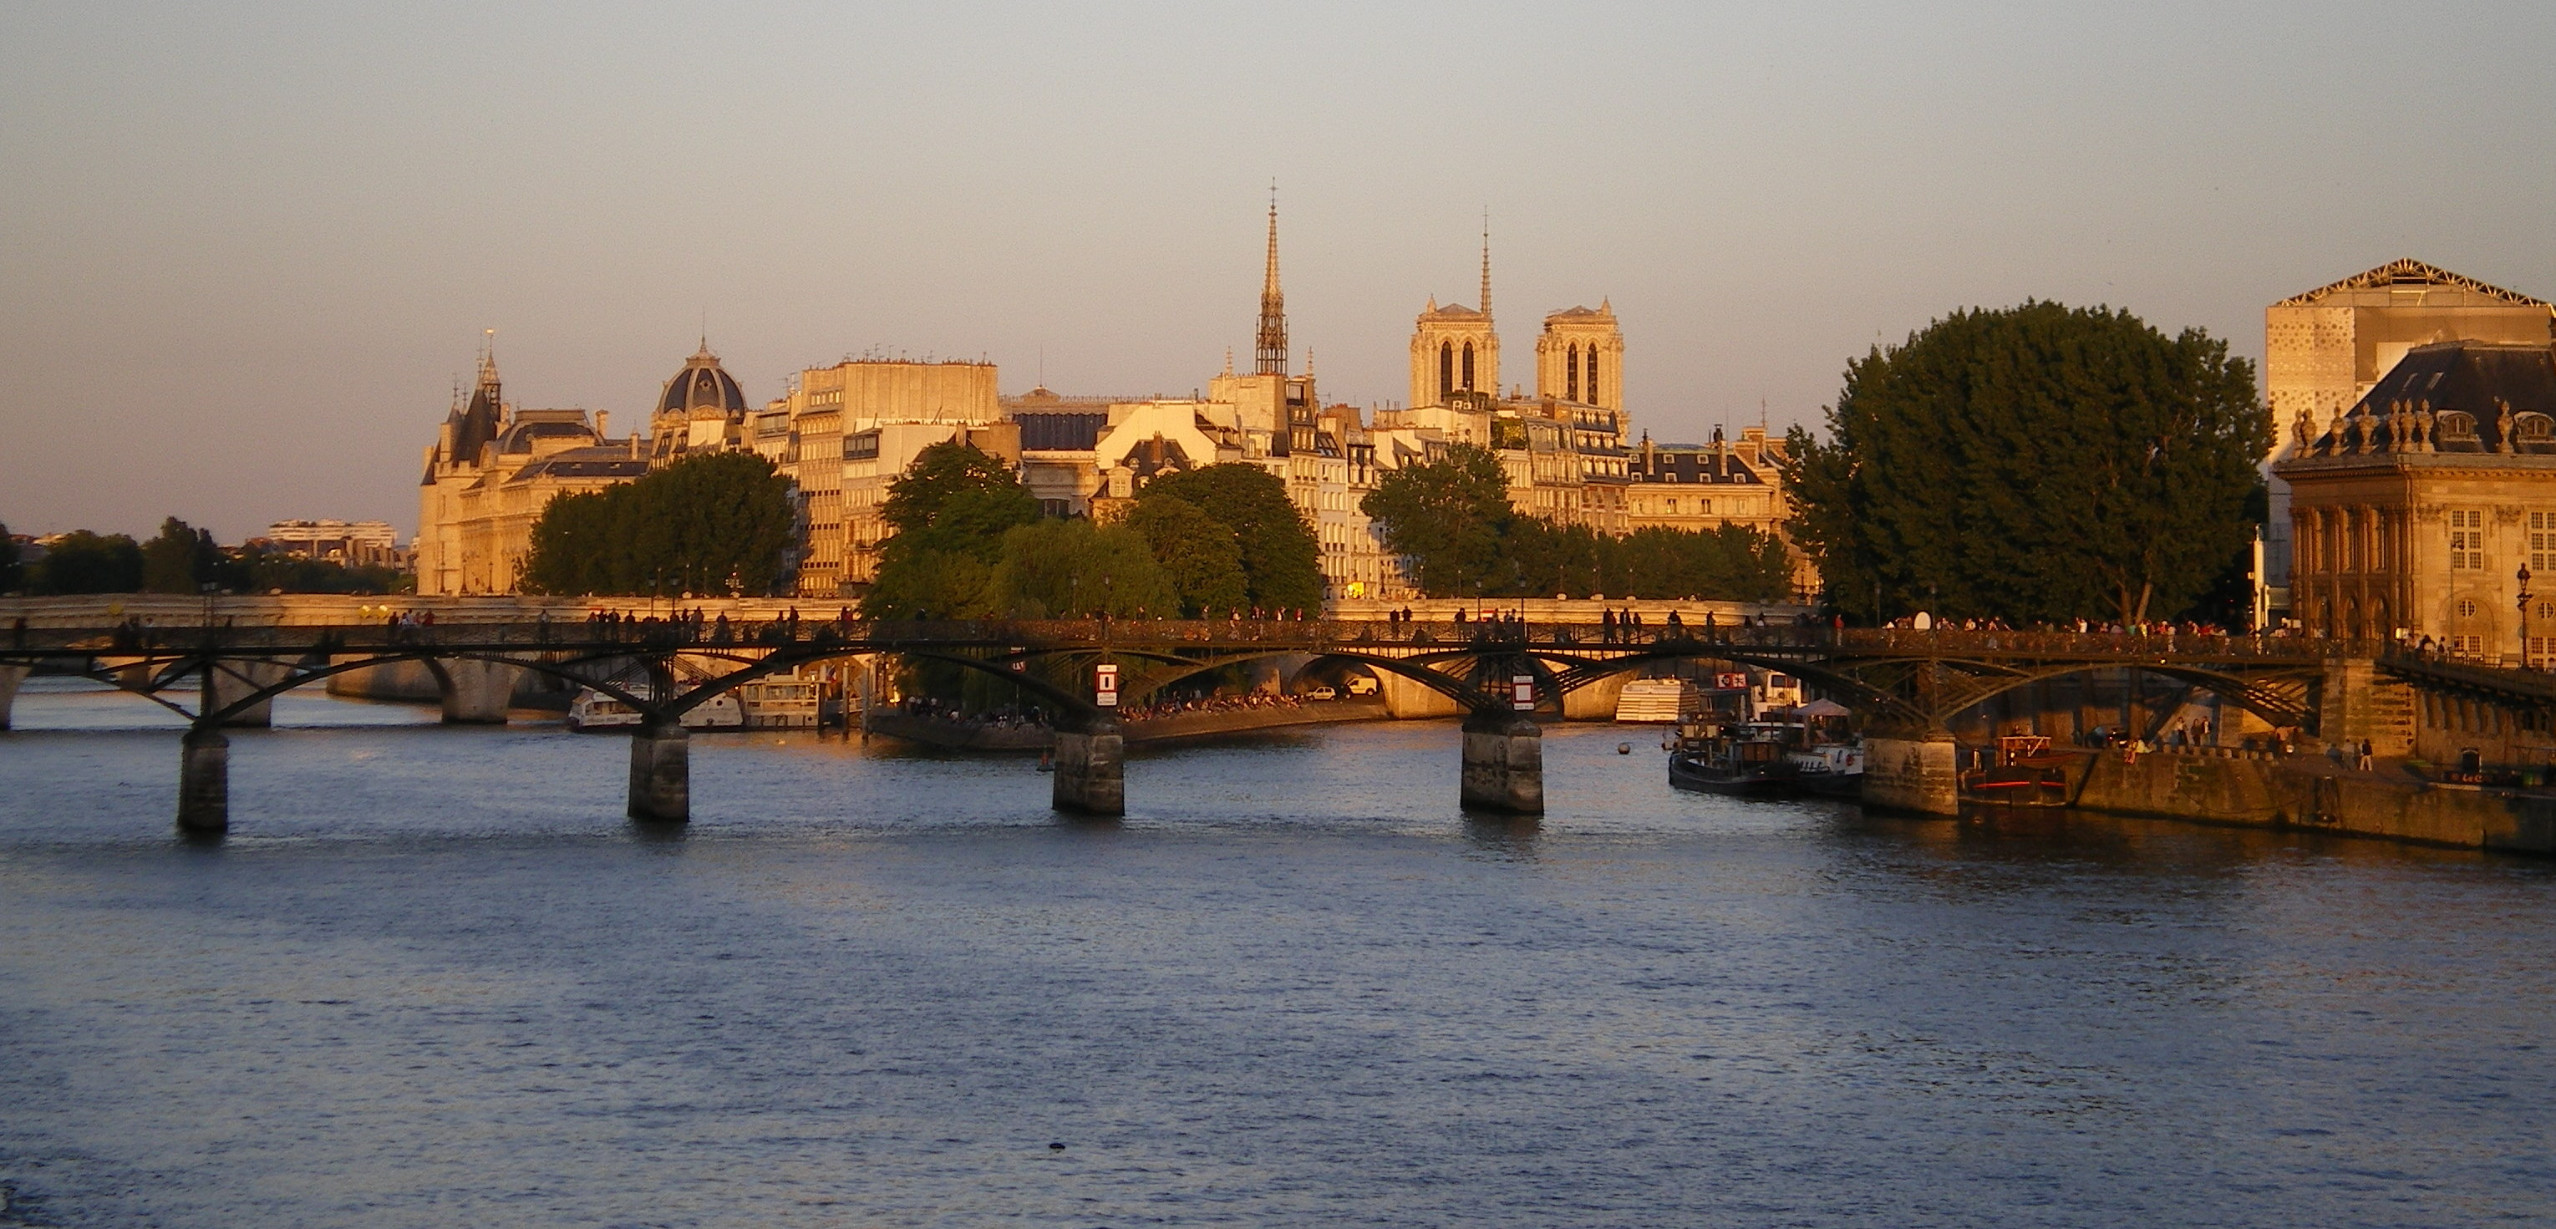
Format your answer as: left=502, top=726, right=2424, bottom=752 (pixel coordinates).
left=1137, top=465, right=1323, bottom=611
left=990, top=519, right=1179, bottom=618
left=0, top=522, right=19, bottom=592
left=1785, top=302, right=2267, bottom=624
left=28, top=531, right=144, bottom=594
left=1359, top=444, right=1513, bottom=597
left=863, top=441, right=1041, bottom=618
left=141, top=517, right=224, bottom=594
left=1123, top=494, right=1249, bottom=616
left=522, top=452, right=797, bottom=596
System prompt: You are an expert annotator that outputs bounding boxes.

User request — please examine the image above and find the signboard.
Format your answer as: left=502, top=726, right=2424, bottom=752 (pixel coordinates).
left=1713, top=672, right=1748, bottom=691
left=1511, top=675, right=1536, bottom=711
left=1094, top=663, right=1119, bottom=708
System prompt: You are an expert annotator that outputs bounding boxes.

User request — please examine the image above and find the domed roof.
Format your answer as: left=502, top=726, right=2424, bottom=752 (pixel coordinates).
left=658, top=343, right=748, bottom=418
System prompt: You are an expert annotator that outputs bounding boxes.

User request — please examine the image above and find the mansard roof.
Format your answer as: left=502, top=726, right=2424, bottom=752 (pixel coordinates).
left=2283, top=341, right=2556, bottom=463
left=2275, top=259, right=2549, bottom=309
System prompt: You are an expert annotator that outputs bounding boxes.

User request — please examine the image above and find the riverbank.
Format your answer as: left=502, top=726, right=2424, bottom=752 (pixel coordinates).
left=1977, top=746, right=2556, bottom=855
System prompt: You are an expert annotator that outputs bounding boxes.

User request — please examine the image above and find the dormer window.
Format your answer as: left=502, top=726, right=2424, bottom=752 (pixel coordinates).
left=2438, top=411, right=2479, bottom=442
left=2516, top=413, right=2554, bottom=442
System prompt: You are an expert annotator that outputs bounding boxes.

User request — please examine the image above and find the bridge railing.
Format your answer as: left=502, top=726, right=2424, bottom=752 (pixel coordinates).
left=1, top=616, right=2386, bottom=662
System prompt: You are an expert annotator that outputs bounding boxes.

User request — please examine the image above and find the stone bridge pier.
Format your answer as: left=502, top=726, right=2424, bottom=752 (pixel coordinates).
left=1460, top=710, right=1544, bottom=814
left=178, top=725, right=230, bottom=834
left=1051, top=717, right=1126, bottom=817
left=628, top=721, right=691, bottom=822
left=1862, top=731, right=1959, bottom=816
left=430, top=657, right=534, bottom=724
left=0, top=662, right=26, bottom=730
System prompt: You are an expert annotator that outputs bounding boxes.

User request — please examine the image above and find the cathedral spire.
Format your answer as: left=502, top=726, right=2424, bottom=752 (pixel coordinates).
left=1479, top=212, right=1492, bottom=321
left=1255, top=186, right=1288, bottom=376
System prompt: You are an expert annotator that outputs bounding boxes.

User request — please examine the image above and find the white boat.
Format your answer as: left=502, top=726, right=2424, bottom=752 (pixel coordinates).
left=566, top=688, right=745, bottom=732
left=737, top=675, right=822, bottom=729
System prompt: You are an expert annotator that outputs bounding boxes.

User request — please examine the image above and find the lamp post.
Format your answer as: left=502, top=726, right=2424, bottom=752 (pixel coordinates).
left=2520, top=564, right=2535, bottom=669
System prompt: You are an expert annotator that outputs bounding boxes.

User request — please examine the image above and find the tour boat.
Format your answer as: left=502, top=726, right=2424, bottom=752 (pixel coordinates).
left=566, top=688, right=745, bottom=732
left=1789, top=740, right=1866, bottom=798
left=1667, top=721, right=1800, bottom=797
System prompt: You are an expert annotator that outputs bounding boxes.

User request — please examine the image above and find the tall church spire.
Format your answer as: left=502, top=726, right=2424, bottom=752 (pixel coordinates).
left=1255, top=187, right=1288, bottom=376
left=1479, top=212, right=1492, bottom=321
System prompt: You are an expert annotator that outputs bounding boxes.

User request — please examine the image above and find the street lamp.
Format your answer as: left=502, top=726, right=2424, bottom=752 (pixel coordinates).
left=2520, top=563, right=2535, bottom=669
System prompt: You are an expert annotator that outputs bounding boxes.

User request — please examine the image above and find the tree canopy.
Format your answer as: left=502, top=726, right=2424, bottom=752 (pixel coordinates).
left=0, top=522, right=22, bottom=593
left=141, top=517, right=224, bottom=594
left=1784, top=301, right=2268, bottom=624
left=1123, top=494, right=1249, bottom=616
left=862, top=441, right=1042, bottom=617
left=523, top=451, right=797, bottom=596
left=1361, top=444, right=1795, bottom=601
left=27, top=530, right=144, bottom=595
left=1136, top=464, right=1324, bottom=611
left=990, top=519, right=1179, bottom=618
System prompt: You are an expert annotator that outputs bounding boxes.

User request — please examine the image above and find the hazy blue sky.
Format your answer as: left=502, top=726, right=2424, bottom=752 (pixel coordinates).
left=6, top=2, right=2554, bottom=540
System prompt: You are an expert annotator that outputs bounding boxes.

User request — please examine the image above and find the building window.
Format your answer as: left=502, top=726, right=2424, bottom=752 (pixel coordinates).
left=2532, top=512, right=2556, bottom=571
left=2451, top=509, right=2485, bottom=569
left=2458, top=598, right=2479, bottom=618
left=1440, top=343, right=1453, bottom=399
left=1587, top=347, right=1599, bottom=405
left=1566, top=343, right=1580, bottom=401
left=1462, top=342, right=1475, bottom=392
left=2452, top=634, right=2485, bottom=659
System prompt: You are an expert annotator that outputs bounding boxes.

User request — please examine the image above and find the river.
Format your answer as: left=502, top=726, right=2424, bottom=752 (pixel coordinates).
left=1, top=678, right=2550, bottom=1226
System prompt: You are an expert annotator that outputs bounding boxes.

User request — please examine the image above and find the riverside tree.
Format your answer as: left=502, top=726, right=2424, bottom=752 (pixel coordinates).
left=1123, top=494, right=1249, bottom=616
left=1784, top=301, right=2268, bottom=625
left=522, top=451, right=797, bottom=596
left=861, top=441, right=1041, bottom=618
left=1135, top=464, right=1323, bottom=612
left=140, top=517, right=224, bottom=594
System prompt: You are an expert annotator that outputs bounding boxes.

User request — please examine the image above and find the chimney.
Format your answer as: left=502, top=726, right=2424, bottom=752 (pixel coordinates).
left=595, top=410, right=610, bottom=439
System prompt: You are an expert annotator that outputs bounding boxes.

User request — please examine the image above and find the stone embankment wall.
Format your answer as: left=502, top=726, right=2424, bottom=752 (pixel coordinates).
left=2062, top=748, right=2556, bottom=855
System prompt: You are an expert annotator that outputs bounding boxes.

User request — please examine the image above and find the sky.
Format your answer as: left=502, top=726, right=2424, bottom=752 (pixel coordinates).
left=5, top=1, right=2555, bottom=541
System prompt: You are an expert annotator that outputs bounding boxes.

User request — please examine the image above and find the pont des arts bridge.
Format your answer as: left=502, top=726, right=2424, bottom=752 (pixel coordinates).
left=7, top=593, right=2487, bottom=835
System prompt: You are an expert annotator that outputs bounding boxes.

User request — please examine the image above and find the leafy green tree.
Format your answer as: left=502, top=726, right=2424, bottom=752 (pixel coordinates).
left=521, top=452, right=797, bottom=595
left=141, top=516, right=224, bottom=594
left=1361, top=444, right=1517, bottom=596
left=221, top=545, right=406, bottom=595
left=29, top=531, right=143, bottom=594
left=0, top=522, right=19, bottom=592
left=1124, top=494, right=1249, bottom=616
left=992, top=519, right=1179, bottom=618
left=1785, top=301, right=2267, bottom=624
left=863, top=441, right=1042, bottom=617
left=1138, top=464, right=1323, bottom=611
left=880, top=441, right=1042, bottom=550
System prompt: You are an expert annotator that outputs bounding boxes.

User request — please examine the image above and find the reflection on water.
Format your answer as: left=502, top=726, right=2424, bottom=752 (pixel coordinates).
left=0, top=680, right=2550, bottom=1226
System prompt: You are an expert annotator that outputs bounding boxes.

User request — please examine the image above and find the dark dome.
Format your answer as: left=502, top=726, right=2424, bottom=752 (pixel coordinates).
left=658, top=343, right=748, bottom=417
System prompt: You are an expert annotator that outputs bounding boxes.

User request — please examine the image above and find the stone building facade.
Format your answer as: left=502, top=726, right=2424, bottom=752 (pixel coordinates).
left=2265, top=260, right=2554, bottom=588
left=415, top=348, right=647, bottom=595
left=2275, top=340, right=2556, bottom=663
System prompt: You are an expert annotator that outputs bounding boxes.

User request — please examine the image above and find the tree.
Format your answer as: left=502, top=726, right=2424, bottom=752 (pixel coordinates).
left=1360, top=445, right=1515, bottom=597
left=991, top=519, right=1179, bottom=618
left=1124, top=494, right=1249, bottom=616
left=863, top=441, right=1042, bottom=617
left=0, top=522, right=19, bottom=593
left=141, top=517, right=224, bottom=594
left=521, top=452, right=797, bottom=595
left=29, top=531, right=143, bottom=594
left=1785, top=302, right=2267, bottom=624
left=1138, top=464, right=1323, bottom=611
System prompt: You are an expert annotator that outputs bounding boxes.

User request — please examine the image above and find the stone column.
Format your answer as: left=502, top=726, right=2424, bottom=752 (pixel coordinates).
left=206, top=659, right=294, bottom=728
left=1862, top=732, right=1959, bottom=815
left=1052, top=719, right=1126, bottom=817
left=2318, top=657, right=2414, bottom=756
left=627, top=721, right=691, bottom=822
left=178, top=726, right=230, bottom=834
left=0, top=662, right=25, bottom=730
left=433, top=657, right=530, bottom=724
left=1460, top=709, right=1544, bottom=814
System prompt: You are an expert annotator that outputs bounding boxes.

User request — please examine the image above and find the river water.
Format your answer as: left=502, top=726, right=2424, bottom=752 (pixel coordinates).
left=1, top=678, right=2550, bottom=1227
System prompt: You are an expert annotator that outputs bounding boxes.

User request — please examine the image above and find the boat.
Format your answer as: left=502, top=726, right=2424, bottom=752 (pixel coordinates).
left=1790, top=740, right=1865, bottom=798
left=566, top=687, right=745, bottom=732
left=1667, top=721, right=1800, bottom=796
left=1614, top=678, right=1694, bottom=722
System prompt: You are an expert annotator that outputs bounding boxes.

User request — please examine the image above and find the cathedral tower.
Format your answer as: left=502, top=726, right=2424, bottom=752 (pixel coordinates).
left=1255, top=195, right=1288, bottom=376
left=1536, top=301, right=1623, bottom=412
left=1409, top=227, right=1500, bottom=409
